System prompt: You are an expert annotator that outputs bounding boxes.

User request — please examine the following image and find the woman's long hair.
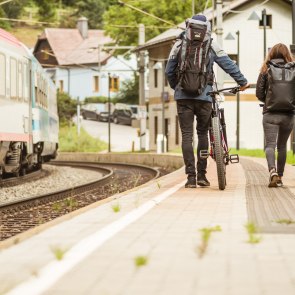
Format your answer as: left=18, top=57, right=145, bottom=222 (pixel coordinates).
left=260, top=43, right=294, bottom=74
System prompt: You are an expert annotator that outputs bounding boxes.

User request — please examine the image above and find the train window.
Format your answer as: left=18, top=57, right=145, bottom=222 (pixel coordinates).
left=0, top=53, right=5, bottom=97
left=18, top=62, right=23, bottom=101
left=10, top=58, right=17, bottom=99
left=23, top=63, right=29, bottom=101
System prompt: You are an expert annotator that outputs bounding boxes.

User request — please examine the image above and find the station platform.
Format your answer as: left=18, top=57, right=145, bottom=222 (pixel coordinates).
left=1, top=156, right=295, bottom=295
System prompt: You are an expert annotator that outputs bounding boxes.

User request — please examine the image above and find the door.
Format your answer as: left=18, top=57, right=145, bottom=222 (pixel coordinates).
left=165, top=118, right=169, bottom=152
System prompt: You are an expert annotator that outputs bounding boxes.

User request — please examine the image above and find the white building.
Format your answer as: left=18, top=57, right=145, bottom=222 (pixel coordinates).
left=137, top=0, right=292, bottom=151
left=33, top=17, right=137, bottom=101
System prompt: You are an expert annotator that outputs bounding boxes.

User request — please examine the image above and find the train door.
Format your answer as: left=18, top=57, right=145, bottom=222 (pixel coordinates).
left=26, top=59, right=33, bottom=154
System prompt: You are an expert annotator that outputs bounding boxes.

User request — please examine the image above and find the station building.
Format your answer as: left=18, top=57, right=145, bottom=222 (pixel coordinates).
left=137, top=0, right=292, bottom=151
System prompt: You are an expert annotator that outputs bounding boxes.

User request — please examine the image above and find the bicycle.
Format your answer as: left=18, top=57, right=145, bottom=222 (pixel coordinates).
left=200, top=86, right=240, bottom=190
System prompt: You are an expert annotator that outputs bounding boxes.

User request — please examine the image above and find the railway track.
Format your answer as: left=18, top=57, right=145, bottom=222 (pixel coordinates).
left=0, top=161, right=160, bottom=241
left=0, top=168, right=47, bottom=188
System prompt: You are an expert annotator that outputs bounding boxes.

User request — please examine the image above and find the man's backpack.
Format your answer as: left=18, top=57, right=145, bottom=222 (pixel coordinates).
left=265, top=60, right=295, bottom=112
left=177, top=18, right=212, bottom=95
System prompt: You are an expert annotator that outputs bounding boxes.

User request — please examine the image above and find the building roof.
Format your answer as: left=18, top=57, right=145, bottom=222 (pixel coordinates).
left=34, top=28, right=113, bottom=66
left=136, top=0, right=292, bottom=51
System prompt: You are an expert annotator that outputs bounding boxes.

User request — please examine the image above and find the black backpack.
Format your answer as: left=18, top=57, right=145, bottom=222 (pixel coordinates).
left=177, top=18, right=212, bottom=95
left=265, top=60, right=295, bottom=112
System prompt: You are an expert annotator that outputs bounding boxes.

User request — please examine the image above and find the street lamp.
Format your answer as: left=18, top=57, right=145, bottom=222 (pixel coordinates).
left=108, top=72, right=111, bottom=153
left=153, top=61, right=166, bottom=153
left=248, top=9, right=267, bottom=59
left=225, top=31, right=240, bottom=150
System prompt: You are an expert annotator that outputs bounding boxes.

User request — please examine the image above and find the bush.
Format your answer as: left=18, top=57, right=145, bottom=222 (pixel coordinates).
left=57, top=91, right=77, bottom=123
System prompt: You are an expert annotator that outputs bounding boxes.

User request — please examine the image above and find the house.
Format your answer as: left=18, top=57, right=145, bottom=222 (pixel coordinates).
left=136, top=0, right=292, bottom=151
left=33, top=17, right=137, bottom=101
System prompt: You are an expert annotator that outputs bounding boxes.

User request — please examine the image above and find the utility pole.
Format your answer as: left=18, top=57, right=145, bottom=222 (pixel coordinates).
left=139, top=23, right=146, bottom=151
left=216, top=0, right=224, bottom=89
left=262, top=9, right=267, bottom=58
left=236, top=31, right=240, bottom=150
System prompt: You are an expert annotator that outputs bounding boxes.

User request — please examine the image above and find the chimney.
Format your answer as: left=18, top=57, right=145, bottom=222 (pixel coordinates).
left=77, top=16, right=88, bottom=39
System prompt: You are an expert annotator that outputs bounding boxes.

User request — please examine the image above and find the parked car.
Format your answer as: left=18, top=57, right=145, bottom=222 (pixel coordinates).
left=81, top=103, right=113, bottom=121
left=81, top=103, right=104, bottom=120
left=97, top=111, right=110, bottom=122
left=112, top=108, right=133, bottom=125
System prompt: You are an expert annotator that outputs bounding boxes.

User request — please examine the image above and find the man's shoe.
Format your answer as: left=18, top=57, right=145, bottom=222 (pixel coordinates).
left=268, top=168, right=278, bottom=188
left=197, top=175, right=210, bottom=187
left=185, top=176, right=196, bottom=188
left=277, top=176, right=283, bottom=187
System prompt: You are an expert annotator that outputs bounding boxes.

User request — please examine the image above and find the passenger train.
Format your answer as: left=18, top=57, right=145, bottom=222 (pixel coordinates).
left=0, top=28, right=58, bottom=178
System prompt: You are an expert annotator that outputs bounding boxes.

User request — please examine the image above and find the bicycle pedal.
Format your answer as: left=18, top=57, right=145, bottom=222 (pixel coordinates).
left=229, top=154, right=239, bottom=163
left=200, top=150, right=209, bottom=159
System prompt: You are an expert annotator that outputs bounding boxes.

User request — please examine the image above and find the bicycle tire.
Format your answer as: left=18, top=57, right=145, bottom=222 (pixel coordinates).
left=212, top=116, right=226, bottom=190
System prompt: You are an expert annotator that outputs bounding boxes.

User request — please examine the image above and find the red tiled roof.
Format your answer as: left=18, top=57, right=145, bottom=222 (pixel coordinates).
left=42, top=28, right=113, bottom=66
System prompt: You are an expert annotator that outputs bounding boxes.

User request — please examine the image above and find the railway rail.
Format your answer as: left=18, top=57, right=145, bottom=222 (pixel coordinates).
left=0, top=161, right=160, bottom=241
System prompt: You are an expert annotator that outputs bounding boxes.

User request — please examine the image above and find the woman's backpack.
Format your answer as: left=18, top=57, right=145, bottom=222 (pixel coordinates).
left=265, top=60, right=295, bottom=112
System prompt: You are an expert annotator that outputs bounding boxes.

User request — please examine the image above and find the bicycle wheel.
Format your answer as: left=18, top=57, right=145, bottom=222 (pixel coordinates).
left=212, top=116, right=226, bottom=190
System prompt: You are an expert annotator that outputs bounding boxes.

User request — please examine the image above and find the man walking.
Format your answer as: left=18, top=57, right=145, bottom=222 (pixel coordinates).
left=166, top=14, right=249, bottom=188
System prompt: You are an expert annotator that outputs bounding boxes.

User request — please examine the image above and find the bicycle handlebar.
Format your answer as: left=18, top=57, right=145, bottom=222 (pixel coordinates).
left=207, top=86, right=241, bottom=96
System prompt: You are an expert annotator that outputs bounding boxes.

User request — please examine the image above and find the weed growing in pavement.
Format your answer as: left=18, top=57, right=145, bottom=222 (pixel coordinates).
left=134, top=255, right=148, bottom=268
left=50, top=246, right=68, bottom=261
left=275, top=219, right=295, bottom=225
left=111, top=202, right=121, bottom=213
left=245, top=222, right=262, bottom=244
left=197, top=225, right=222, bottom=258
left=132, top=173, right=142, bottom=188
left=64, top=198, right=77, bottom=211
left=156, top=181, right=161, bottom=189
left=52, top=202, right=62, bottom=213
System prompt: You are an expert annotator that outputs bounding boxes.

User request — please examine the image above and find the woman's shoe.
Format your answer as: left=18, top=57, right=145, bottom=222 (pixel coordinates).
left=277, top=176, right=283, bottom=187
left=268, top=168, right=279, bottom=188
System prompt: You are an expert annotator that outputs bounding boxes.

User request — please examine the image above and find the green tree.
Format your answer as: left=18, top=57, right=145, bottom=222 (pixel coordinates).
left=115, top=73, right=139, bottom=104
left=34, top=0, right=57, bottom=22
left=0, top=7, right=10, bottom=29
left=103, top=0, right=211, bottom=46
left=2, top=0, right=29, bottom=19
left=57, top=91, right=77, bottom=123
left=75, top=0, right=116, bottom=29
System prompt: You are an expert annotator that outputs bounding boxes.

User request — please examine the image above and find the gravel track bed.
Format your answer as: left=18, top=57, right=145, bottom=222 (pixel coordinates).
left=0, top=165, right=104, bottom=206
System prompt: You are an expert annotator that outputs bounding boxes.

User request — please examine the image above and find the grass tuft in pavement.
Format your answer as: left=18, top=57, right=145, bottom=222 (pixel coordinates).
left=275, top=219, right=295, bottom=225
left=134, top=255, right=148, bottom=268
left=245, top=222, right=262, bottom=244
left=197, top=225, right=222, bottom=258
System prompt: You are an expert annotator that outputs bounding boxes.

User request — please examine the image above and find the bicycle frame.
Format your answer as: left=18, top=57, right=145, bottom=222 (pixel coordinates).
left=205, top=86, right=240, bottom=190
left=209, top=97, right=230, bottom=165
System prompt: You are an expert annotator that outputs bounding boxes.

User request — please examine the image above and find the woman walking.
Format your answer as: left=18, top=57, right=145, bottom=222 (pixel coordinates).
left=256, top=43, right=295, bottom=187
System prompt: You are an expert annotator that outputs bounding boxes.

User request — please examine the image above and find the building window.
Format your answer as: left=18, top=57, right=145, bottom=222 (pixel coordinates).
left=10, top=57, right=17, bottom=99
left=93, top=76, right=99, bottom=92
left=259, top=14, right=272, bottom=29
left=0, top=53, right=5, bottom=97
left=109, top=77, right=119, bottom=92
left=59, top=80, right=64, bottom=92
left=175, top=116, right=179, bottom=145
left=42, top=48, right=50, bottom=60
left=154, top=116, right=158, bottom=144
left=164, top=61, right=168, bottom=87
left=154, top=69, right=158, bottom=88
